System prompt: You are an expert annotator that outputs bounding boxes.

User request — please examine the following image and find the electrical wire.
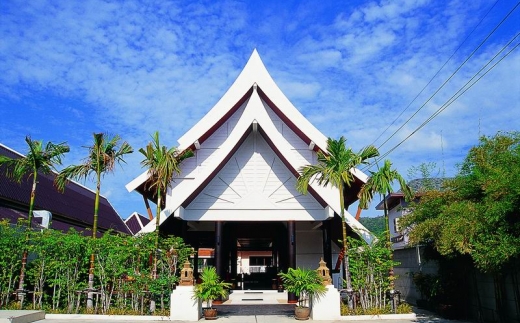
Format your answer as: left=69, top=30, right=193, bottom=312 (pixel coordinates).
left=363, top=34, right=520, bottom=170
left=369, top=0, right=502, bottom=146
left=373, top=1, right=519, bottom=152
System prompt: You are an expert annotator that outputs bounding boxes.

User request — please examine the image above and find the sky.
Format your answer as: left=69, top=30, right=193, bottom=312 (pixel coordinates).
left=1, top=0, right=519, bottom=220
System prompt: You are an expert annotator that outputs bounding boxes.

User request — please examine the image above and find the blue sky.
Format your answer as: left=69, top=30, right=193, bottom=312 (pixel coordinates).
left=1, top=0, right=519, bottom=219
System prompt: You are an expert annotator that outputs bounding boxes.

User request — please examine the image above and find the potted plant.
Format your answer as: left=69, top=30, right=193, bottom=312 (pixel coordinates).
left=279, top=267, right=326, bottom=320
left=193, top=266, right=231, bottom=320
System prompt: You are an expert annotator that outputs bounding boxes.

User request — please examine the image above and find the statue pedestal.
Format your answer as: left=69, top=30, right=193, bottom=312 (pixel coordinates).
left=311, top=284, right=341, bottom=320
left=170, top=286, right=201, bottom=321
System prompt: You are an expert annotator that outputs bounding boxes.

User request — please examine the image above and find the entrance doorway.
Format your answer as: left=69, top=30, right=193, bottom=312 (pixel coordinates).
left=224, top=222, right=287, bottom=290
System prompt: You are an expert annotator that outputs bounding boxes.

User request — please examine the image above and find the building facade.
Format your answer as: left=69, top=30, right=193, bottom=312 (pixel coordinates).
left=126, top=50, right=372, bottom=291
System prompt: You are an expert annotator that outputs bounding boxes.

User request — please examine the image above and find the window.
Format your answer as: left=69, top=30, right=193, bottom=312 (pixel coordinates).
left=249, top=256, right=272, bottom=266
left=394, top=217, right=401, bottom=233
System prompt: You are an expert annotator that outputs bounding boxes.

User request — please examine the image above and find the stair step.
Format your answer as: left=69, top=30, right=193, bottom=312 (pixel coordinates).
left=226, top=290, right=288, bottom=305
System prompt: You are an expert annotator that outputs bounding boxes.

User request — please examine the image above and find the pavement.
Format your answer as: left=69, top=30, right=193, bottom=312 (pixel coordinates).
left=33, top=313, right=474, bottom=323
left=0, top=307, right=475, bottom=323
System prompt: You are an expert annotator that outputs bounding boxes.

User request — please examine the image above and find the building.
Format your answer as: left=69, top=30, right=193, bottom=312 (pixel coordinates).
left=375, top=178, right=445, bottom=250
left=124, top=212, right=151, bottom=235
left=378, top=179, right=520, bottom=321
left=374, top=179, right=442, bottom=304
left=126, top=50, right=372, bottom=291
left=0, top=143, right=130, bottom=235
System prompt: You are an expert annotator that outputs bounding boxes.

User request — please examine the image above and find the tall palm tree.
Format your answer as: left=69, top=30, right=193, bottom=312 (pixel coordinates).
left=0, top=136, right=69, bottom=307
left=139, top=131, right=193, bottom=280
left=296, top=136, right=379, bottom=293
left=357, top=159, right=413, bottom=311
left=55, top=133, right=133, bottom=310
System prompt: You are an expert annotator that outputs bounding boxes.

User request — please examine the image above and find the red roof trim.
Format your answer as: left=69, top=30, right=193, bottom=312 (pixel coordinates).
left=190, top=87, right=254, bottom=150
left=256, top=87, right=321, bottom=153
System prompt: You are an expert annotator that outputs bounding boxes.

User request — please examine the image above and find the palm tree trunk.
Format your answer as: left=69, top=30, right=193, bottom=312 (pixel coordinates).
left=153, top=187, right=161, bottom=279
left=150, top=187, right=161, bottom=313
left=28, top=172, right=37, bottom=225
left=339, top=183, right=354, bottom=309
left=87, top=172, right=101, bottom=310
left=383, top=192, right=396, bottom=312
left=17, top=172, right=37, bottom=308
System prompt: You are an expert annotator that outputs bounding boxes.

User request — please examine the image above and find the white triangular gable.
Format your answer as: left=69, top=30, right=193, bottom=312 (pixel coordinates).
left=127, top=50, right=373, bottom=243
left=183, top=131, right=325, bottom=221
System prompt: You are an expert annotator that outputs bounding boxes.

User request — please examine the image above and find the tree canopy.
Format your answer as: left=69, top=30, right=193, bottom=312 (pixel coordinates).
left=402, top=132, right=520, bottom=273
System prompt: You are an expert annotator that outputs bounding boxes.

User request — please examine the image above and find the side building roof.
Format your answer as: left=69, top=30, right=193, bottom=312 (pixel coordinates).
left=0, top=143, right=130, bottom=235
left=124, top=212, right=151, bottom=235
left=375, top=178, right=448, bottom=210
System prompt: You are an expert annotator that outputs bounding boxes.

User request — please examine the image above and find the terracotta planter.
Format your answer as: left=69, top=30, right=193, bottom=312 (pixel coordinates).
left=294, top=306, right=310, bottom=320
left=203, top=308, right=218, bottom=320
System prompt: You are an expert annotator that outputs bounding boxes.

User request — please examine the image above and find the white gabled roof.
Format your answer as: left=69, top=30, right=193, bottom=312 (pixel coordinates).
left=127, top=50, right=372, bottom=243
left=177, top=49, right=329, bottom=153
left=126, top=50, right=367, bottom=193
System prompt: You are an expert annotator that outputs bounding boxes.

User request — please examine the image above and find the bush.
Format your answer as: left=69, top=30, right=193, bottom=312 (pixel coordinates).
left=0, top=224, right=192, bottom=314
left=341, top=301, right=413, bottom=315
left=347, top=233, right=399, bottom=311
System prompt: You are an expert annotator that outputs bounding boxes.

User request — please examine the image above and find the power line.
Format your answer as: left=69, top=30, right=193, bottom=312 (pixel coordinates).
left=369, top=0, right=502, bottom=147
left=364, top=34, right=519, bottom=169
left=373, top=1, right=519, bottom=152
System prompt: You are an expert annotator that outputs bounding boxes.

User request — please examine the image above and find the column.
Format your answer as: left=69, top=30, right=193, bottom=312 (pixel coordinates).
left=323, top=220, right=332, bottom=274
left=215, top=221, right=224, bottom=278
left=193, top=244, right=199, bottom=282
left=287, top=220, right=297, bottom=303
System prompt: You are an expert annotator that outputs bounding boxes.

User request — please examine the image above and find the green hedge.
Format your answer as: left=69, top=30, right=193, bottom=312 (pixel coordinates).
left=0, top=219, right=192, bottom=314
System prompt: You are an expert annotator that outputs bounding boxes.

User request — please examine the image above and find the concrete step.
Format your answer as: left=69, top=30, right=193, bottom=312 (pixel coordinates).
left=0, top=310, right=45, bottom=323
left=226, top=290, right=288, bottom=305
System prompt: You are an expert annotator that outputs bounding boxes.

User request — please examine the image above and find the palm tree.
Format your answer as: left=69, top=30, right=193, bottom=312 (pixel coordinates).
left=296, top=136, right=379, bottom=294
left=55, top=133, right=133, bottom=310
left=0, top=136, right=69, bottom=307
left=139, top=131, right=193, bottom=279
left=357, top=159, right=413, bottom=311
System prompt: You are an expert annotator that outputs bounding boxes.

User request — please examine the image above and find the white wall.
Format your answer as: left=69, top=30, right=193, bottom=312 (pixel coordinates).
left=295, top=222, right=323, bottom=269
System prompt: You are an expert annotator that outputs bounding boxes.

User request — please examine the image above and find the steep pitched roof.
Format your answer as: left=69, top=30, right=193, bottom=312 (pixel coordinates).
left=0, top=143, right=130, bottom=235
left=126, top=50, right=372, bottom=243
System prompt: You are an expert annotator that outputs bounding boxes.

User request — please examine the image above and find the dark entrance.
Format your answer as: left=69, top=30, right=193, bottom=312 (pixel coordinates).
left=223, top=222, right=288, bottom=290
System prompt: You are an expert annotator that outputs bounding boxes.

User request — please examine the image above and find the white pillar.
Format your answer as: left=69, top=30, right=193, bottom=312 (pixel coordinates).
left=170, top=286, right=201, bottom=321
left=311, top=285, right=341, bottom=320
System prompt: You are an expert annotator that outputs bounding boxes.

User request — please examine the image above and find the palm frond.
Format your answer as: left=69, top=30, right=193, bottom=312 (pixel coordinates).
left=55, top=164, right=91, bottom=191
left=55, top=133, right=132, bottom=191
left=139, top=131, right=193, bottom=194
left=357, top=159, right=414, bottom=209
left=297, top=136, right=379, bottom=194
left=0, top=136, right=69, bottom=183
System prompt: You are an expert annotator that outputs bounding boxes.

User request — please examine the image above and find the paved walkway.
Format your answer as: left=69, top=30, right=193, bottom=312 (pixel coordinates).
left=2, top=307, right=475, bottom=323
left=33, top=314, right=474, bottom=323
left=31, top=311, right=475, bottom=323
